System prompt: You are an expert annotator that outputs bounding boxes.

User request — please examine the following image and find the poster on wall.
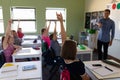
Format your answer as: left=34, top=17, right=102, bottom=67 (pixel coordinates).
left=85, top=11, right=104, bottom=30
left=85, top=12, right=91, bottom=29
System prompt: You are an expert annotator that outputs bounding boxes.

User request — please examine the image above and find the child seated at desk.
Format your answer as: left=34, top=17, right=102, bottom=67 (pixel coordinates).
left=49, top=12, right=67, bottom=56
left=2, top=20, right=21, bottom=62
left=61, top=40, right=90, bottom=80
left=17, top=20, right=24, bottom=39
left=41, top=21, right=51, bottom=48
left=11, top=30, right=22, bottom=46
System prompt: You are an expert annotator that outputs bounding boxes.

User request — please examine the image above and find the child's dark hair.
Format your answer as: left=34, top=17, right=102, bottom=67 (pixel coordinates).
left=41, top=28, right=46, bottom=35
left=49, top=33, right=54, bottom=40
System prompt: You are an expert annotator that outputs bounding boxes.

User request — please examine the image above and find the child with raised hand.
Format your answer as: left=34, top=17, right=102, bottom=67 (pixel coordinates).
left=49, top=21, right=61, bottom=56
left=41, top=21, right=51, bottom=48
left=11, top=30, right=22, bottom=46
left=2, top=19, right=21, bottom=62
left=17, top=19, right=24, bottom=39
left=49, top=12, right=67, bottom=56
left=56, top=12, right=66, bottom=44
left=61, top=40, right=90, bottom=80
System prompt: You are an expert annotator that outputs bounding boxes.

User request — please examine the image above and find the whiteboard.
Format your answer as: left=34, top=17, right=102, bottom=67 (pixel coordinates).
left=107, top=3, right=120, bottom=40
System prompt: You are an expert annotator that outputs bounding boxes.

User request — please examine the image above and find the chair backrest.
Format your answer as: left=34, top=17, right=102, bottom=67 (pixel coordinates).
left=42, top=47, right=56, bottom=65
left=0, top=50, right=6, bottom=68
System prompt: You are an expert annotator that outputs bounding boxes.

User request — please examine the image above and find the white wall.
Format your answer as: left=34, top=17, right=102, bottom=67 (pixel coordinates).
left=108, top=40, right=120, bottom=59
left=85, top=0, right=111, bottom=12
left=85, top=0, right=120, bottom=60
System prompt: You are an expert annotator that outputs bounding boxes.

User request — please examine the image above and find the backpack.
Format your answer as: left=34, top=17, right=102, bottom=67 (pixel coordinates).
left=60, top=59, right=83, bottom=80
left=60, top=67, right=70, bottom=80
left=42, top=47, right=56, bottom=65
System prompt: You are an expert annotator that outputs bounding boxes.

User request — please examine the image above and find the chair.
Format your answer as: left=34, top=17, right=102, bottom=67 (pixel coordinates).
left=0, top=50, right=6, bottom=68
left=42, top=47, right=62, bottom=80
left=47, top=56, right=64, bottom=80
left=79, top=32, right=87, bottom=44
left=42, top=47, right=56, bottom=65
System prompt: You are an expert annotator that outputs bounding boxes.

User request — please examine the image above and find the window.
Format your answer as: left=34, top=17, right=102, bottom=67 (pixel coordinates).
left=11, top=7, right=36, bottom=33
left=0, top=7, right=4, bottom=33
left=46, top=8, right=66, bottom=34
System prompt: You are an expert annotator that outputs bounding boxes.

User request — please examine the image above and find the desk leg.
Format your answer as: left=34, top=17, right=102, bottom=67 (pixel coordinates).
left=77, top=52, right=83, bottom=61
left=90, top=51, right=93, bottom=61
left=12, top=56, right=15, bottom=62
left=81, top=54, right=83, bottom=61
left=39, top=56, right=41, bottom=61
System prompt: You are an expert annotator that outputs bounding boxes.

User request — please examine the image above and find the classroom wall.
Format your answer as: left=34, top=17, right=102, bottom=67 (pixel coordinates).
left=0, top=0, right=85, bottom=41
left=85, top=0, right=120, bottom=60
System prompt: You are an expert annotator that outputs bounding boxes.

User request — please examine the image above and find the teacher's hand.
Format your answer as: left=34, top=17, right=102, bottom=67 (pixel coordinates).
left=109, top=41, right=113, bottom=46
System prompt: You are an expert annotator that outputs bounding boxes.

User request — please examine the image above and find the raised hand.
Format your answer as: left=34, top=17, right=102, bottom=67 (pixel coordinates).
left=56, top=12, right=63, bottom=22
left=8, top=19, right=13, bottom=24
left=56, top=12, right=66, bottom=44
left=54, top=21, right=57, bottom=34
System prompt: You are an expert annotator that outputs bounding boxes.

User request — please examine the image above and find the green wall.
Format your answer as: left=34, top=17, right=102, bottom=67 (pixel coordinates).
left=0, top=0, right=85, bottom=41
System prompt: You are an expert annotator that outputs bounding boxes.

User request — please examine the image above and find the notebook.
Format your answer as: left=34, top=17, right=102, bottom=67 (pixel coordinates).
left=1, top=63, right=18, bottom=73
left=0, top=63, right=18, bottom=78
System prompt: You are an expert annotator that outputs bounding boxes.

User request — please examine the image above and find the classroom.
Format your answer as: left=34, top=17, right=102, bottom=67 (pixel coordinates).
left=0, top=0, right=120, bottom=80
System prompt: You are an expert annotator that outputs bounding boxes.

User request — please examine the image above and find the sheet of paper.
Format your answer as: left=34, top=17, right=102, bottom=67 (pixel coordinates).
left=0, top=63, right=18, bottom=79
left=17, top=49, right=31, bottom=53
left=85, top=61, right=120, bottom=77
left=1, top=63, right=18, bottom=72
left=92, top=66, right=119, bottom=76
left=0, top=70, right=17, bottom=78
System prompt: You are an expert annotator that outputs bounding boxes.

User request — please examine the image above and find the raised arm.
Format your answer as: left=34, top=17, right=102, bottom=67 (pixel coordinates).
left=54, top=21, right=57, bottom=34
left=3, top=20, right=12, bottom=49
left=45, top=21, right=51, bottom=36
left=53, top=21, right=57, bottom=40
left=56, top=12, right=66, bottom=44
left=47, top=21, right=51, bottom=32
left=6, top=20, right=12, bottom=35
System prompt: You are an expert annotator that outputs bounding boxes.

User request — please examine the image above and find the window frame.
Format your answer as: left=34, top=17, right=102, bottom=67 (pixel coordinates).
left=45, top=8, right=66, bottom=34
left=0, top=7, right=4, bottom=34
left=11, top=7, right=37, bottom=33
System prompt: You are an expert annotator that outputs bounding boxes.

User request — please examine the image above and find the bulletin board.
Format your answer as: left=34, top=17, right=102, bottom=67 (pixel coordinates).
left=85, top=11, right=104, bottom=29
left=107, top=3, right=120, bottom=40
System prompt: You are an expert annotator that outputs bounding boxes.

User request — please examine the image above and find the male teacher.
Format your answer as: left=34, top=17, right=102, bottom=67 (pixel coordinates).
left=97, top=9, right=115, bottom=60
